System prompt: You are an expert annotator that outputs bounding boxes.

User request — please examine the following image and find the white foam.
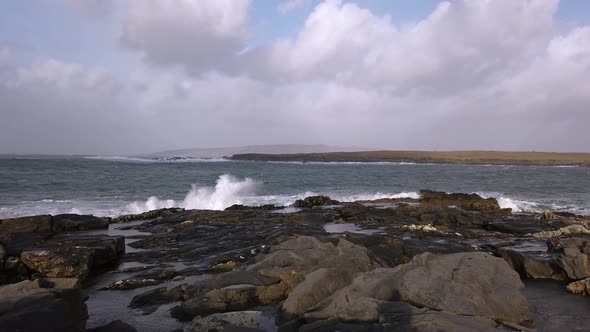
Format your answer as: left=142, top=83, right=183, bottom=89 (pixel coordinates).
left=126, top=174, right=258, bottom=214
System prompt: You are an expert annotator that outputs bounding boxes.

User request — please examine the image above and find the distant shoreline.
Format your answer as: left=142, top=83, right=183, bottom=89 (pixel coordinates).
left=230, top=151, right=590, bottom=167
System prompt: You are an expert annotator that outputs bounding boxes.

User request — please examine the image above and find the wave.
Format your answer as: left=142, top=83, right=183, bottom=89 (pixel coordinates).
left=127, top=174, right=258, bottom=214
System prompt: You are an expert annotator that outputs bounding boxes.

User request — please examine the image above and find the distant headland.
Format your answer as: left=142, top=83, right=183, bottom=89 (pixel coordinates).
left=230, top=150, right=590, bottom=166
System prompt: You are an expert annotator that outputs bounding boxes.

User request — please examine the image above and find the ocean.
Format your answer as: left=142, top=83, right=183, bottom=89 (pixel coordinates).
left=1, top=156, right=589, bottom=218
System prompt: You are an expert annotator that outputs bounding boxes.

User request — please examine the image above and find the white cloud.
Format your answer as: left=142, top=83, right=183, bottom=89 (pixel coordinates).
left=119, top=0, right=251, bottom=72
left=2, top=0, right=590, bottom=154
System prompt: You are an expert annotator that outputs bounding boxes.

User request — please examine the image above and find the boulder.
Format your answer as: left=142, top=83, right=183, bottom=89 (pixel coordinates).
left=496, top=241, right=565, bottom=280
left=87, top=320, right=137, bottom=332
left=184, top=311, right=269, bottom=332
left=51, top=214, right=110, bottom=232
left=0, top=278, right=88, bottom=332
left=294, top=301, right=521, bottom=332
left=307, top=252, right=530, bottom=325
left=566, top=277, right=590, bottom=295
left=293, top=196, right=339, bottom=209
left=419, top=191, right=502, bottom=212
left=549, top=237, right=590, bottom=280
left=0, top=215, right=52, bottom=240
left=20, top=235, right=125, bottom=280
left=282, top=268, right=355, bottom=317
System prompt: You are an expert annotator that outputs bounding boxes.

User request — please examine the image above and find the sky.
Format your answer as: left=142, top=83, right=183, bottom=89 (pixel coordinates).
left=1, top=0, right=589, bottom=154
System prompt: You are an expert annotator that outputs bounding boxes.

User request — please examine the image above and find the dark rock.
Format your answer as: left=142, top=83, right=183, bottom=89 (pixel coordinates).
left=52, top=214, right=110, bottom=232
left=112, top=208, right=185, bottom=223
left=419, top=190, right=503, bottom=212
left=0, top=278, right=88, bottom=332
left=129, top=286, right=185, bottom=314
left=102, top=269, right=178, bottom=290
left=496, top=240, right=565, bottom=280
left=184, top=311, right=267, bottom=332
left=0, top=215, right=52, bottom=240
left=225, top=204, right=283, bottom=211
left=87, top=320, right=137, bottom=332
left=293, top=196, right=339, bottom=209
left=20, top=235, right=125, bottom=280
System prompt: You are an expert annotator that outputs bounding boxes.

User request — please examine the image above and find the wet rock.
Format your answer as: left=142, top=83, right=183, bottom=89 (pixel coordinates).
left=129, top=286, right=185, bottom=315
left=566, top=277, right=590, bottom=295
left=51, top=214, right=110, bottom=232
left=112, top=208, right=185, bottom=223
left=496, top=241, right=565, bottom=280
left=20, top=235, right=125, bottom=280
left=225, top=204, right=283, bottom=211
left=0, top=243, right=6, bottom=269
left=87, top=320, right=138, bottom=332
left=549, top=237, right=590, bottom=280
left=102, top=269, right=178, bottom=290
left=211, top=260, right=240, bottom=273
left=306, top=252, right=530, bottom=325
left=0, top=215, right=52, bottom=240
left=419, top=190, right=502, bottom=212
left=184, top=311, right=267, bottom=332
left=0, top=278, right=88, bottom=332
left=293, top=196, right=339, bottom=209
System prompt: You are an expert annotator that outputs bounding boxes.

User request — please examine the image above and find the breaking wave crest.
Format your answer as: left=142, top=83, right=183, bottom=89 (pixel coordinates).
left=127, top=174, right=257, bottom=214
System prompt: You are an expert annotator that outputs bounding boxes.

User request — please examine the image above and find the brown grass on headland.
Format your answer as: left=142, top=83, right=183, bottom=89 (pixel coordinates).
left=231, top=150, right=590, bottom=166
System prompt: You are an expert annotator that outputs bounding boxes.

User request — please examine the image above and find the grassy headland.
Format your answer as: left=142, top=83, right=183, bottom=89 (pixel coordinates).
left=230, top=150, right=590, bottom=166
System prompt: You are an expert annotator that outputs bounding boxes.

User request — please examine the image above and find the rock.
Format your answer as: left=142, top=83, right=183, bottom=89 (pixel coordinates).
left=129, top=286, right=185, bottom=315
left=104, top=269, right=180, bottom=289
left=293, top=196, right=339, bottom=209
left=20, top=235, right=125, bottom=280
left=295, top=301, right=520, bottom=332
left=282, top=268, right=355, bottom=317
left=496, top=241, right=565, bottom=280
left=0, top=215, right=52, bottom=240
left=184, top=311, right=268, bottom=332
left=0, top=243, right=6, bottom=269
left=211, top=260, right=240, bottom=273
left=51, top=214, right=110, bottom=232
left=549, top=237, right=590, bottom=280
left=529, top=224, right=590, bottom=238
left=87, top=320, right=137, bottom=332
left=307, top=252, right=530, bottom=325
left=112, top=208, right=185, bottom=223
left=0, top=278, right=88, bottom=332
left=566, top=277, right=590, bottom=295
left=419, top=191, right=502, bottom=212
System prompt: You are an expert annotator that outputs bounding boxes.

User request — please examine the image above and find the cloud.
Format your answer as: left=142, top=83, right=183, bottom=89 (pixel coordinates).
left=1, top=0, right=590, bottom=154
left=119, top=0, right=251, bottom=72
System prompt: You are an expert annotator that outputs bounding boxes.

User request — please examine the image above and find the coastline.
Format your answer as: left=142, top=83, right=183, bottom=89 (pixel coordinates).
left=230, top=150, right=590, bottom=166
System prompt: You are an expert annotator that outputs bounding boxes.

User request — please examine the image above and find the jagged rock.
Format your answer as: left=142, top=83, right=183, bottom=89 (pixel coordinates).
left=419, top=190, right=502, bottom=212
left=51, top=214, right=110, bottom=232
left=87, top=320, right=137, bottom=332
left=172, top=236, right=373, bottom=321
left=529, top=224, right=590, bottom=238
left=306, top=252, right=530, bottom=325
left=293, top=196, right=339, bottom=209
left=496, top=241, right=565, bottom=280
left=184, top=311, right=268, bottom=332
left=566, top=277, right=590, bottom=295
left=112, top=208, right=185, bottom=223
left=19, top=235, right=125, bottom=280
left=549, top=237, right=590, bottom=280
left=0, top=215, right=52, bottom=240
left=0, top=278, right=88, bottom=332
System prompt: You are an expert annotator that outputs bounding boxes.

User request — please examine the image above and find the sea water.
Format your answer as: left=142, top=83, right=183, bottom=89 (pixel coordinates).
left=0, top=156, right=589, bottom=218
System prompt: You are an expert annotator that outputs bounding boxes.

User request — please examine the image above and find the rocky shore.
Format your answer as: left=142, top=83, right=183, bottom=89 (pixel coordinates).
left=1, top=191, right=590, bottom=331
